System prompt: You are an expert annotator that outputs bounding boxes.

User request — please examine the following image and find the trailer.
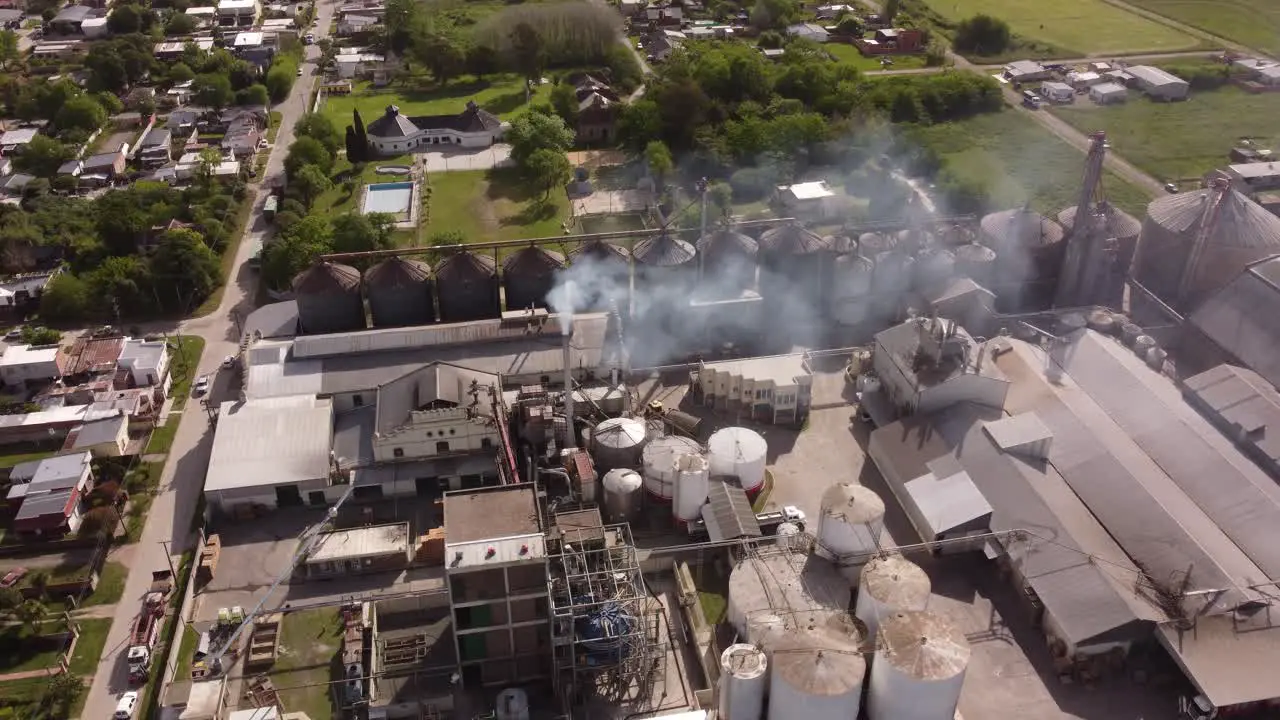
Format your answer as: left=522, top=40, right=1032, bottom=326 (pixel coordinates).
left=197, top=535, right=221, bottom=585
left=127, top=591, right=166, bottom=683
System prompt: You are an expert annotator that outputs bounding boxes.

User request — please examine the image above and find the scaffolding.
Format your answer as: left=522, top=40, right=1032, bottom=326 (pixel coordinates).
left=547, top=522, right=663, bottom=710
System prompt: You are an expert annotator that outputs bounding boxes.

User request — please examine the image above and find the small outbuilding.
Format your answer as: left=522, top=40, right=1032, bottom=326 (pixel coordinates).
left=1040, top=81, right=1074, bottom=103
left=1089, top=82, right=1128, bottom=105
left=1126, top=64, right=1189, bottom=100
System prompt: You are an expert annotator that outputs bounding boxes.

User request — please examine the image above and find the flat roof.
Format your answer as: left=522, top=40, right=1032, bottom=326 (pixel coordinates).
left=446, top=533, right=546, bottom=570
left=443, top=483, right=539, bottom=544
left=555, top=508, right=605, bottom=545
left=904, top=468, right=992, bottom=536
left=71, top=413, right=127, bottom=449
left=204, top=395, right=333, bottom=493
left=307, top=522, right=410, bottom=563
left=784, top=181, right=835, bottom=200
left=1184, top=364, right=1280, bottom=465
left=1158, top=613, right=1280, bottom=707
left=701, top=353, right=810, bottom=387
left=0, top=343, right=59, bottom=366
left=1228, top=162, right=1280, bottom=179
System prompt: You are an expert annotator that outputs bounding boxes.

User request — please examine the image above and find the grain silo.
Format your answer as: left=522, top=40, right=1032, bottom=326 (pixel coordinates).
left=829, top=252, right=875, bottom=327
left=435, top=250, right=500, bottom=322
left=952, top=243, right=997, bottom=287
left=758, top=223, right=833, bottom=329
left=855, top=554, right=931, bottom=640
left=718, top=644, right=768, bottom=720
left=293, top=261, right=365, bottom=334
left=673, top=453, right=710, bottom=523
left=569, top=239, right=632, bottom=311
left=867, top=611, right=970, bottom=720
left=979, top=207, right=1065, bottom=308
left=634, top=230, right=698, bottom=289
left=1131, top=180, right=1280, bottom=311
left=697, top=227, right=759, bottom=297
left=592, top=417, right=648, bottom=473
left=727, top=550, right=851, bottom=642
left=912, top=246, right=955, bottom=292
left=859, top=232, right=898, bottom=256
left=364, top=256, right=434, bottom=328
left=768, top=631, right=867, bottom=720
left=707, top=427, right=768, bottom=496
left=602, top=468, right=643, bottom=523
left=1057, top=201, right=1141, bottom=281
left=870, top=250, right=914, bottom=319
left=641, top=434, right=702, bottom=503
left=817, top=483, right=885, bottom=567
left=501, top=245, right=566, bottom=312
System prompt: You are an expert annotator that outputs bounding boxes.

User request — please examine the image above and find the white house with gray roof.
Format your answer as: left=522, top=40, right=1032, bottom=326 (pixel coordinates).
left=364, top=102, right=505, bottom=155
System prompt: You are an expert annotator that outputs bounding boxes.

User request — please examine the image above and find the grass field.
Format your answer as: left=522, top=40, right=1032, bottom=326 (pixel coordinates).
left=427, top=169, right=571, bottom=249
left=1128, top=0, right=1280, bottom=55
left=321, top=75, right=550, bottom=130
left=1052, top=86, right=1280, bottom=181
left=923, top=0, right=1201, bottom=55
left=907, top=110, right=1156, bottom=217
left=274, top=608, right=343, bottom=720
left=822, top=42, right=931, bottom=72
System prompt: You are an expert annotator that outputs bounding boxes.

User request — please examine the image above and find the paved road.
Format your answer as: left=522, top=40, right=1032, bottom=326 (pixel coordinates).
left=77, top=2, right=339, bottom=718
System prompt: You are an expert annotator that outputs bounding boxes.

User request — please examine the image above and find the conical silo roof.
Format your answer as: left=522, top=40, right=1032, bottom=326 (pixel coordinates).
left=365, top=256, right=431, bottom=286
left=758, top=222, right=830, bottom=255
left=953, top=242, right=996, bottom=263
left=858, top=232, right=897, bottom=256
left=1145, top=184, right=1280, bottom=250
left=571, top=239, right=632, bottom=262
left=825, top=234, right=856, bottom=253
left=293, top=261, right=361, bottom=293
left=634, top=231, right=697, bottom=267
left=436, top=250, right=496, bottom=281
left=876, top=610, right=970, bottom=680
left=502, top=245, right=566, bottom=275
left=1057, top=204, right=1141, bottom=240
left=980, top=207, right=1064, bottom=249
left=697, top=228, right=758, bottom=258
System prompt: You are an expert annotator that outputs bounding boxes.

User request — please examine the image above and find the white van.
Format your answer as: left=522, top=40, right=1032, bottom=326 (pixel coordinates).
left=114, top=691, right=139, bottom=720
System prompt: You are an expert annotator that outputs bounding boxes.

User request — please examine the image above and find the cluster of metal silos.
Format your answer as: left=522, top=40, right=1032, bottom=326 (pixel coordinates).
left=976, top=206, right=1066, bottom=311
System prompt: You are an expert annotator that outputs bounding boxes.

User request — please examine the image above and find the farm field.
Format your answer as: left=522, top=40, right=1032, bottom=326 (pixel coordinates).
left=1128, top=0, right=1280, bottom=55
left=922, top=0, right=1202, bottom=55
left=1052, top=86, right=1280, bottom=182
left=907, top=109, right=1156, bottom=217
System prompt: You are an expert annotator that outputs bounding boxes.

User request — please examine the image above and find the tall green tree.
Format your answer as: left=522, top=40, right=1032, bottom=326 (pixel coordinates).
left=14, top=136, right=73, bottom=178
left=525, top=148, right=571, bottom=199
left=150, top=228, right=222, bottom=312
left=505, top=110, right=574, bottom=165
left=644, top=140, right=674, bottom=189
left=262, top=216, right=334, bottom=289
left=194, top=73, right=233, bottom=108
left=88, top=256, right=154, bottom=319
left=54, top=96, right=106, bottom=140
left=416, top=33, right=467, bottom=86
left=15, top=599, right=46, bottom=633
left=549, top=83, right=579, bottom=130
left=285, top=136, right=334, bottom=177
left=293, top=164, right=334, bottom=207
left=509, top=23, right=546, bottom=95
left=0, top=29, right=20, bottom=71
left=332, top=212, right=395, bottom=255
left=44, top=671, right=85, bottom=719
left=295, top=113, right=343, bottom=155
left=352, top=109, right=368, bottom=160
left=39, top=274, right=91, bottom=324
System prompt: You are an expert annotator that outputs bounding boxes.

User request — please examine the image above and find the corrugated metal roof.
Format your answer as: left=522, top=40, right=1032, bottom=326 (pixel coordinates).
left=697, top=228, right=757, bottom=258
left=501, top=246, right=566, bottom=275
left=1157, top=613, right=1280, bottom=707
left=204, top=395, right=334, bottom=493
left=374, top=361, right=496, bottom=435
left=757, top=223, right=830, bottom=255
left=633, top=232, right=696, bottom=267
left=365, top=256, right=431, bottom=285
left=980, top=207, right=1064, bottom=248
left=1189, top=257, right=1280, bottom=388
left=571, top=239, right=631, bottom=261
left=1147, top=185, right=1280, bottom=250
left=904, top=469, right=992, bottom=537
left=435, top=250, right=496, bottom=281
left=702, top=478, right=761, bottom=542
left=294, top=262, right=361, bottom=293
left=294, top=314, right=566, bottom=358
left=1057, top=204, right=1141, bottom=239
left=1183, top=364, right=1280, bottom=464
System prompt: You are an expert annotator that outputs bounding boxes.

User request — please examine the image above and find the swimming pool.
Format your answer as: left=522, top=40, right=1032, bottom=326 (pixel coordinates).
left=362, top=181, right=415, bottom=220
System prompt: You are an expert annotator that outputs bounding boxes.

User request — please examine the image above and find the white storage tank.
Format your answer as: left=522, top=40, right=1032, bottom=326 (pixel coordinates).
left=719, top=643, right=768, bottom=720
left=642, top=435, right=702, bottom=502
left=674, top=453, right=710, bottom=523
left=868, top=611, right=970, bottom=720
left=495, top=688, right=530, bottom=720
left=768, top=631, right=866, bottom=720
left=728, top=552, right=851, bottom=642
left=817, top=483, right=885, bottom=566
left=855, top=554, right=931, bottom=641
left=707, top=427, right=768, bottom=495
left=592, top=417, right=648, bottom=473
left=602, top=468, right=643, bottom=523
left=776, top=521, right=802, bottom=552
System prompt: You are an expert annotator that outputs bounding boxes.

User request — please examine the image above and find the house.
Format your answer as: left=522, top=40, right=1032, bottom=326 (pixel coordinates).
left=618, top=0, right=644, bottom=17
left=0, top=343, right=64, bottom=385
left=49, top=4, right=97, bottom=34
left=0, top=128, right=38, bottom=154
left=1089, top=81, right=1128, bottom=104
left=117, top=337, right=171, bottom=389
left=334, top=51, right=385, bottom=79
left=6, top=452, right=95, bottom=538
left=233, top=30, right=266, bottom=49
left=337, top=13, right=378, bottom=35
left=1257, top=65, right=1280, bottom=87
left=857, top=27, right=924, bottom=55
left=185, top=6, right=218, bottom=26
left=57, top=159, right=84, bottom=178
left=1226, top=162, right=1280, bottom=192
left=216, top=0, right=259, bottom=26
left=365, top=103, right=504, bottom=156
left=815, top=4, right=856, bottom=20
left=174, top=152, right=241, bottom=181
left=0, top=270, right=60, bottom=318
left=166, top=107, right=209, bottom=134
left=1232, top=57, right=1277, bottom=76
left=1066, top=70, right=1104, bottom=89
left=218, top=106, right=269, bottom=131
left=1040, top=81, right=1074, bottom=103
left=1126, top=64, right=1189, bottom=100
left=572, top=75, right=620, bottom=145
left=760, top=47, right=786, bottom=61
left=776, top=180, right=839, bottom=218
left=645, top=29, right=685, bottom=62
left=645, top=1, right=682, bottom=26
left=80, top=15, right=109, bottom=38
left=139, top=128, right=173, bottom=169
left=82, top=148, right=129, bottom=179
left=221, top=114, right=263, bottom=159
left=694, top=354, right=813, bottom=426
left=1002, top=59, right=1049, bottom=83
left=155, top=41, right=187, bottom=59
left=0, top=173, right=34, bottom=196
left=65, top=412, right=130, bottom=457
left=787, top=23, right=830, bottom=43
left=30, top=40, right=87, bottom=60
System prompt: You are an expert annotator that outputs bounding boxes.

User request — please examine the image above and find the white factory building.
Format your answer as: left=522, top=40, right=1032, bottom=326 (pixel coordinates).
left=866, top=316, right=1280, bottom=713
left=1125, top=64, right=1189, bottom=100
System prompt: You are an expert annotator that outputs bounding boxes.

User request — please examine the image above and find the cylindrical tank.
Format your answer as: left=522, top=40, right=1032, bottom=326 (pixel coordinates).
left=830, top=252, right=875, bottom=326
left=768, top=631, right=866, bottom=720
left=953, top=242, right=997, bottom=286
left=728, top=553, right=851, bottom=641
left=641, top=434, right=702, bottom=502
left=719, top=644, right=768, bottom=720
left=1087, top=308, right=1116, bottom=334
left=293, top=261, right=365, bottom=334
left=776, top=521, right=802, bottom=552
left=635, top=231, right=697, bottom=276
left=1120, top=322, right=1142, bottom=346
left=912, top=247, right=955, bottom=291
left=980, top=207, right=1065, bottom=305
left=707, top=427, right=768, bottom=495
left=602, top=468, right=643, bottom=523
left=1057, top=203, right=1142, bottom=276
left=859, top=232, right=897, bottom=256
left=365, top=256, right=434, bottom=328
left=435, top=250, right=500, bottom=322
left=855, top=555, right=931, bottom=641
left=502, top=245, right=566, bottom=312
left=758, top=223, right=833, bottom=328
left=494, top=688, right=530, bottom=720
left=868, top=611, right=970, bottom=720
left=698, top=228, right=759, bottom=296
left=1134, top=335, right=1156, bottom=357
left=592, top=417, right=648, bottom=473
left=673, top=452, right=710, bottom=523
left=570, top=240, right=632, bottom=311
left=817, top=483, right=885, bottom=564
left=752, top=610, right=866, bottom=659
left=1147, top=346, right=1168, bottom=370
left=871, top=251, right=914, bottom=318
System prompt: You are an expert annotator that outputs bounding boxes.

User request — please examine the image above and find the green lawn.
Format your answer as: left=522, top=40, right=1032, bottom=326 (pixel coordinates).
left=174, top=624, right=199, bottom=682
left=922, top=0, right=1201, bottom=55
left=698, top=591, right=726, bottom=625
left=273, top=608, right=343, bottom=720
left=314, top=154, right=416, bottom=216
left=427, top=168, right=572, bottom=250
left=80, top=561, right=128, bottom=608
left=823, top=42, right=929, bottom=71
left=168, top=336, right=206, bottom=411
left=1128, top=0, right=1280, bottom=55
left=1052, top=85, right=1280, bottom=182
left=0, top=626, right=68, bottom=674
left=321, top=75, right=550, bottom=130
left=66, top=618, right=111, bottom=675
left=907, top=110, right=1156, bottom=217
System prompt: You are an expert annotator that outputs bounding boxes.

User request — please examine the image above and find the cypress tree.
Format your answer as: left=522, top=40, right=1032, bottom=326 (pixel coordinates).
left=352, top=109, right=368, bottom=161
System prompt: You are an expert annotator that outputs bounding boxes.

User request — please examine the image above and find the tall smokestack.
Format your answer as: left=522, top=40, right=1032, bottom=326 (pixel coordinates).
left=562, top=285, right=576, bottom=449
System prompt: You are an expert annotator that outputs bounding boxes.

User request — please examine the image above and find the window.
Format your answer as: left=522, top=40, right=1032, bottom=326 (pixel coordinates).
left=436, top=441, right=450, bottom=453
left=426, top=431, right=433, bottom=437
left=481, top=437, right=493, bottom=449
left=352, top=394, right=364, bottom=407
left=393, top=448, right=404, bottom=458
left=450, top=428, right=456, bottom=435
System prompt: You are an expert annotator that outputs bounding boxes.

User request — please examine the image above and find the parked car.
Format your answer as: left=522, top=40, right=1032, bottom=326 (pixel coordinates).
left=0, top=567, right=28, bottom=588
left=297, top=67, right=304, bottom=76
left=221, top=355, right=236, bottom=369
left=193, top=375, right=210, bottom=396
left=114, top=691, right=139, bottom=720
left=3, top=327, right=22, bottom=341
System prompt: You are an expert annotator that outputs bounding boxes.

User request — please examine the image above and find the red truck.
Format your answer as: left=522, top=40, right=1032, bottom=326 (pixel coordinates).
left=126, top=574, right=171, bottom=683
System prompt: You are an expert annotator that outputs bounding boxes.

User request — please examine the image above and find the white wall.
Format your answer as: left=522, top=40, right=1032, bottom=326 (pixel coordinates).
left=919, top=373, right=1009, bottom=415
left=373, top=408, right=499, bottom=463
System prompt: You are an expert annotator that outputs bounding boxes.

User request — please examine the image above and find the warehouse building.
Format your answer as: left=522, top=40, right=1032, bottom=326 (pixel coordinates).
left=1125, top=65, right=1189, bottom=100
left=1184, top=255, right=1280, bottom=389
left=867, top=321, right=1280, bottom=713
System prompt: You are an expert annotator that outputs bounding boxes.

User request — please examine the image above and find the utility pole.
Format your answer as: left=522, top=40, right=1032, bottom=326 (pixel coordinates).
left=159, top=539, right=179, bottom=579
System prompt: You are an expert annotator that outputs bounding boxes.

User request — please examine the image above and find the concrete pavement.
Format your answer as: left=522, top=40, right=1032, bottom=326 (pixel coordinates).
left=77, top=2, right=340, bottom=718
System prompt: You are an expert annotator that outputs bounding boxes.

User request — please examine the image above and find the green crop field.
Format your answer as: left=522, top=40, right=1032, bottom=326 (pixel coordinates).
left=1052, top=86, right=1280, bottom=182
left=1128, top=0, right=1280, bottom=55
left=923, top=0, right=1202, bottom=55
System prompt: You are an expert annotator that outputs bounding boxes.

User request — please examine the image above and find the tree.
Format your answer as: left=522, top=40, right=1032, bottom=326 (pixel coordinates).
left=508, top=23, right=546, bottom=93
left=466, top=44, right=499, bottom=80
left=0, top=586, right=21, bottom=616
left=751, top=0, right=799, bottom=30
left=196, top=147, right=223, bottom=184
left=0, top=29, right=19, bottom=71
left=39, top=273, right=91, bottom=324
left=835, top=15, right=862, bottom=36
left=285, top=136, right=334, bottom=177
left=262, top=217, right=334, bottom=289
left=235, top=84, right=270, bottom=106
left=505, top=110, right=574, bottom=165
left=549, top=83, right=579, bottom=130
left=416, top=33, right=467, bottom=86
left=331, top=212, right=395, bottom=255
left=707, top=181, right=733, bottom=219
left=617, top=99, right=662, bottom=153
left=344, top=126, right=364, bottom=163
left=54, top=96, right=107, bottom=140
left=265, top=59, right=297, bottom=103
left=644, top=140, right=674, bottom=189
left=953, top=14, right=1012, bottom=56
left=20, top=326, right=62, bottom=345
left=150, top=228, right=222, bottom=312
left=44, top=671, right=85, bottom=719
left=293, top=164, right=334, bottom=207
left=166, top=12, right=196, bottom=36
left=88, top=256, right=154, bottom=318
left=194, top=73, right=233, bottom=108
left=295, top=113, right=343, bottom=155
left=883, top=0, right=900, bottom=23
left=14, top=136, right=73, bottom=178
left=107, top=3, right=142, bottom=34
left=15, top=599, right=46, bottom=633
left=383, top=0, right=419, bottom=54
left=317, top=38, right=338, bottom=71
left=524, top=148, right=571, bottom=199
left=168, top=62, right=194, bottom=85
left=352, top=109, right=368, bottom=158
